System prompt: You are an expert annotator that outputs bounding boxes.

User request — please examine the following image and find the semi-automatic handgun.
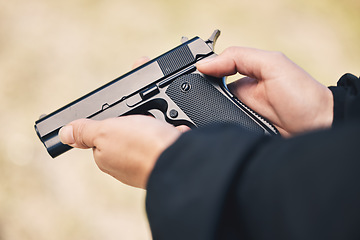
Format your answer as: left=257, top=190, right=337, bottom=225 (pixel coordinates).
left=35, top=30, right=278, bottom=158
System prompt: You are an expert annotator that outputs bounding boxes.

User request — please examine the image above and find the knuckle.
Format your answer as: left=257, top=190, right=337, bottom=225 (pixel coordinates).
left=92, top=118, right=115, bottom=145
left=269, top=51, right=288, bottom=61
left=223, top=46, right=239, bottom=55
left=74, top=119, right=88, bottom=148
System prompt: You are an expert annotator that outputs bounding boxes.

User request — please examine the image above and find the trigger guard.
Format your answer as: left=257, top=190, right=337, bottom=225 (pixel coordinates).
left=147, top=109, right=166, bottom=122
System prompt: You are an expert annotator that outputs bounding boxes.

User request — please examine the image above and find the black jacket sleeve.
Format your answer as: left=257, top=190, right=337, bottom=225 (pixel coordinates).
left=146, top=74, right=360, bottom=240
left=329, top=73, right=360, bottom=124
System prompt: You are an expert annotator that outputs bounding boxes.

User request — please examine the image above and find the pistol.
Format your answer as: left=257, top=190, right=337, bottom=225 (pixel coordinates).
left=35, top=30, right=278, bottom=158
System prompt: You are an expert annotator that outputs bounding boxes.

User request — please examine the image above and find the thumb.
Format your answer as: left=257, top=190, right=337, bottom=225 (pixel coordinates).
left=196, top=46, right=275, bottom=79
left=59, top=119, right=98, bottom=149
left=196, top=54, right=236, bottom=78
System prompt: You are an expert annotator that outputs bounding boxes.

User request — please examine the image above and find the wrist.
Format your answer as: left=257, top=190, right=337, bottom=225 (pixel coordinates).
left=312, top=87, right=334, bottom=131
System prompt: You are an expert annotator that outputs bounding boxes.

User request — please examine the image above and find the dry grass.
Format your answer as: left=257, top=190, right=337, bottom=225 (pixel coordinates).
left=0, top=0, right=359, bottom=239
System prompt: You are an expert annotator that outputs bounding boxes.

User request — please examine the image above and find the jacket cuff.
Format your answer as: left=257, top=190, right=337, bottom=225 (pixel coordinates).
left=329, top=73, right=360, bottom=126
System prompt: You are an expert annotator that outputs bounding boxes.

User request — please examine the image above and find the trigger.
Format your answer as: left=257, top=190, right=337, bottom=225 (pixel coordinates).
left=147, top=109, right=166, bottom=121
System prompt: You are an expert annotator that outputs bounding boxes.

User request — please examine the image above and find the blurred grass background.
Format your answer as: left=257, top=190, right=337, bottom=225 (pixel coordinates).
left=0, top=0, right=359, bottom=239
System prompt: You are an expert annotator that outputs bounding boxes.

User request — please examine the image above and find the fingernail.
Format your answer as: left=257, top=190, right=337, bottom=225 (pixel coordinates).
left=196, top=56, right=217, bottom=66
left=59, top=125, right=75, bottom=145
